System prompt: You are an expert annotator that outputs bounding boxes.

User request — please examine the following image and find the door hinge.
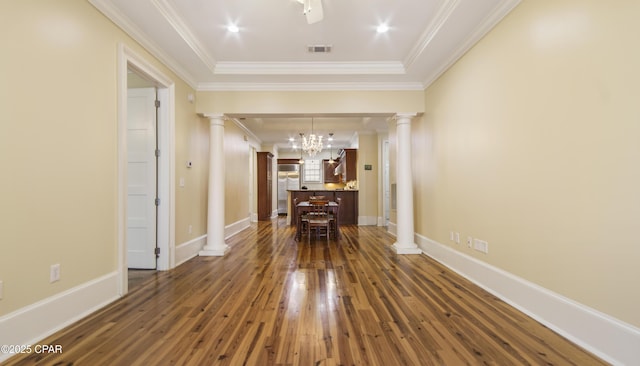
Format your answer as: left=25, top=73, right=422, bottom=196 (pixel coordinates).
left=155, top=198, right=160, bottom=206
left=154, top=247, right=160, bottom=256
left=155, top=149, right=160, bottom=157
left=155, top=100, right=160, bottom=108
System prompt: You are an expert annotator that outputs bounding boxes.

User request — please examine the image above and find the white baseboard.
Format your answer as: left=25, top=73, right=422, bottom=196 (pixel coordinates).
left=415, top=233, right=640, bottom=366
left=225, top=216, right=251, bottom=239
left=387, top=221, right=397, bottom=236
left=0, top=272, right=120, bottom=363
left=177, top=218, right=252, bottom=265
left=175, top=234, right=207, bottom=266
left=357, top=216, right=378, bottom=226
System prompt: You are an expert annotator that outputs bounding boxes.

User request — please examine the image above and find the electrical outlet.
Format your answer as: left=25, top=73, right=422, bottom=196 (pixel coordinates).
left=449, top=231, right=454, bottom=241
left=474, top=239, right=489, bottom=254
left=188, top=225, right=193, bottom=234
left=467, top=237, right=473, bottom=247
left=454, top=232, right=460, bottom=244
left=50, top=264, right=61, bottom=283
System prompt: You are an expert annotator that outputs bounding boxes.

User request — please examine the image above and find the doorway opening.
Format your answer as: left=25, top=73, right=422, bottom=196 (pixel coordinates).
left=118, top=44, right=175, bottom=295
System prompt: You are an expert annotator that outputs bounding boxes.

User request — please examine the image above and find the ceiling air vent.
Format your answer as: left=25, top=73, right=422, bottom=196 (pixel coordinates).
left=307, top=45, right=332, bottom=53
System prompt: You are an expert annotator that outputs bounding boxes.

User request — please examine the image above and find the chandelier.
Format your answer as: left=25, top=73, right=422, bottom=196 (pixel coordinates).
left=301, top=118, right=323, bottom=157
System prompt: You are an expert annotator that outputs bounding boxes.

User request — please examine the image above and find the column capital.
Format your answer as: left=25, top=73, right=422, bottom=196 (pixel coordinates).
left=200, top=113, right=225, bottom=119
left=200, top=113, right=226, bottom=125
left=394, top=112, right=418, bottom=121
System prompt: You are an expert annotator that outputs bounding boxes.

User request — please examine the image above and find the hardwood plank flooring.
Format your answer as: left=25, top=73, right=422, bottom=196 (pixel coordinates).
left=127, top=269, right=158, bottom=290
left=5, top=219, right=607, bottom=365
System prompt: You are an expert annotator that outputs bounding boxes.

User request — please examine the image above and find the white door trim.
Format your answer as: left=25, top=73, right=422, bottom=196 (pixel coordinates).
left=117, top=43, right=176, bottom=295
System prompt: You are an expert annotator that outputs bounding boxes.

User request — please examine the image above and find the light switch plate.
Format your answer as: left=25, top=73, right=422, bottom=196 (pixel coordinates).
left=50, top=264, right=61, bottom=283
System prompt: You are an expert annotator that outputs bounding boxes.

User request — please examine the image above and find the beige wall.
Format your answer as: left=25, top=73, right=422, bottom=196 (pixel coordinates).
left=196, top=90, right=424, bottom=115
left=413, top=0, right=640, bottom=327
left=356, top=134, right=380, bottom=222
left=223, top=122, right=251, bottom=225
left=0, top=0, right=205, bottom=315
left=175, top=115, right=210, bottom=245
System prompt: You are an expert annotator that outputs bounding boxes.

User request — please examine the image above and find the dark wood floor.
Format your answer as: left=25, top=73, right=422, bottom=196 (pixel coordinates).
left=6, top=219, right=607, bottom=365
left=128, top=268, right=158, bottom=290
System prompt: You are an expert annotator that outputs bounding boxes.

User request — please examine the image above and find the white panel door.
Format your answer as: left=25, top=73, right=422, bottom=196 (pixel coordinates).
left=127, top=87, right=157, bottom=269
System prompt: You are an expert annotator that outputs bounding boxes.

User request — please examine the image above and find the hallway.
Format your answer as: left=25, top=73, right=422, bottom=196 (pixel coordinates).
left=6, top=219, right=606, bottom=365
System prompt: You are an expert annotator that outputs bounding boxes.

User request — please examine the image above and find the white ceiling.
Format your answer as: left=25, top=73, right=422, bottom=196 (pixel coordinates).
left=92, top=0, right=521, bottom=148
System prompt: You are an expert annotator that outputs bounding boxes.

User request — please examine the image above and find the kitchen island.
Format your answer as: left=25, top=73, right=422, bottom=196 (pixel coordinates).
left=288, top=190, right=359, bottom=226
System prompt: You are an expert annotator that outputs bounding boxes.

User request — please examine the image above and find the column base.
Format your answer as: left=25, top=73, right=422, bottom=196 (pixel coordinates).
left=392, top=242, right=422, bottom=255
left=199, top=245, right=229, bottom=257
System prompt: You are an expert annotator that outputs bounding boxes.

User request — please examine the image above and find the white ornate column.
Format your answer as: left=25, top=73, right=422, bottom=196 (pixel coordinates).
left=199, top=114, right=229, bottom=256
left=393, top=113, right=421, bottom=254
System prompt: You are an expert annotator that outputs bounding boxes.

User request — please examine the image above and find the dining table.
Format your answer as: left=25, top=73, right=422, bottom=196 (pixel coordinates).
left=295, top=201, right=340, bottom=240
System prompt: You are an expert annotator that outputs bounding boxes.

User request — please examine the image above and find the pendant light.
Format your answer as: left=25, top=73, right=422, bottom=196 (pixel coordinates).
left=298, top=133, right=305, bottom=164
left=328, top=133, right=335, bottom=164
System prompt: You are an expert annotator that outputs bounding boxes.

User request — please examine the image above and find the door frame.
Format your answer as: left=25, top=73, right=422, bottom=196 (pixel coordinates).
left=117, top=43, right=175, bottom=295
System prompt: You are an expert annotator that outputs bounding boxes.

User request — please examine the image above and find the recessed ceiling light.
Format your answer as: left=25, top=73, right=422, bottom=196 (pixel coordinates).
left=376, top=24, right=389, bottom=33
left=227, top=24, right=239, bottom=33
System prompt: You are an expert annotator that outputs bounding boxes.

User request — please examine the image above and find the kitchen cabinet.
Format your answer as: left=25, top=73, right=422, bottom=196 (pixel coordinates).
left=323, top=159, right=340, bottom=183
left=335, top=148, right=357, bottom=183
left=334, top=190, right=358, bottom=225
left=257, top=152, right=273, bottom=221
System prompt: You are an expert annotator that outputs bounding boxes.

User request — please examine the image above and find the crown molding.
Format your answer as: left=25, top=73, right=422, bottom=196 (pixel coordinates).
left=214, top=61, right=406, bottom=75
left=197, top=81, right=425, bottom=92
left=404, top=0, right=461, bottom=69
left=229, top=118, right=263, bottom=145
left=88, top=0, right=199, bottom=89
left=421, top=0, right=523, bottom=88
left=150, top=0, right=217, bottom=73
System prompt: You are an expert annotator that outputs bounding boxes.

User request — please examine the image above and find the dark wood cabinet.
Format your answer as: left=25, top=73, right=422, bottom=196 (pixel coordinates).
left=336, top=148, right=357, bottom=182
left=290, top=190, right=358, bottom=225
left=323, top=159, right=340, bottom=183
left=257, top=152, right=273, bottom=221
left=334, top=190, right=358, bottom=225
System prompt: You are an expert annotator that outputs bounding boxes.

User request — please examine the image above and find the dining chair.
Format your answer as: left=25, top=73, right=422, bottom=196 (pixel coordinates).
left=295, top=198, right=308, bottom=239
left=307, top=200, right=330, bottom=240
